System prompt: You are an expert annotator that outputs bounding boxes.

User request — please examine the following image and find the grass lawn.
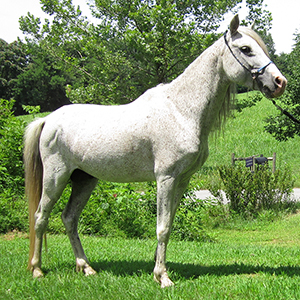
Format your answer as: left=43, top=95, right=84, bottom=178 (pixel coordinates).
left=192, top=92, right=300, bottom=187
left=1, top=212, right=300, bottom=299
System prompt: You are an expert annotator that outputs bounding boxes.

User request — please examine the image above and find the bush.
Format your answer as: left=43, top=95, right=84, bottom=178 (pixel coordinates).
left=172, top=192, right=212, bottom=241
left=0, top=99, right=27, bottom=233
left=79, top=182, right=157, bottom=239
left=209, top=164, right=296, bottom=217
left=48, top=181, right=210, bottom=242
left=0, top=99, right=25, bottom=191
left=235, top=92, right=263, bottom=112
left=0, top=191, right=28, bottom=233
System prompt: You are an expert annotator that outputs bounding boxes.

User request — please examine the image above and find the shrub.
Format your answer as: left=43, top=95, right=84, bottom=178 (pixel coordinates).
left=48, top=181, right=210, bottom=242
left=235, top=92, right=263, bottom=112
left=0, top=99, right=27, bottom=233
left=79, top=181, right=157, bottom=239
left=209, top=164, right=296, bottom=217
left=172, top=192, right=212, bottom=241
left=0, top=191, right=28, bottom=232
left=0, top=99, right=25, bottom=192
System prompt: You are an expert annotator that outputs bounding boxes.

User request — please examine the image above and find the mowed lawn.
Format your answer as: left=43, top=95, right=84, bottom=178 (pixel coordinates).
left=201, top=93, right=300, bottom=187
left=1, top=212, right=300, bottom=299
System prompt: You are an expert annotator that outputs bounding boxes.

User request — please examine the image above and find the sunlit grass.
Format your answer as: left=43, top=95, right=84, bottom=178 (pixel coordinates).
left=192, top=92, right=300, bottom=187
left=2, top=214, right=300, bottom=299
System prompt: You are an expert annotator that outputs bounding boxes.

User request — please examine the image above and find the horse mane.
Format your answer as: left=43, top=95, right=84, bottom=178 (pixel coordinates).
left=212, top=83, right=236, bottom=133
left=213, top=27, right=269, bottom=133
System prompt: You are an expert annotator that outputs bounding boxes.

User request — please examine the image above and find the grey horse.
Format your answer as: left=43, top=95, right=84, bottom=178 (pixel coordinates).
left=24, top=15, right=286, bottom=288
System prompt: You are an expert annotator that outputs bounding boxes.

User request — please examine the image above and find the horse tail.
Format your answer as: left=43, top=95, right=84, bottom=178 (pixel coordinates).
left=24, top=118, right=45, bottom=269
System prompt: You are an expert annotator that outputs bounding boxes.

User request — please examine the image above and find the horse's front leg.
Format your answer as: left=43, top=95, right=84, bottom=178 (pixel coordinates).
left=154, top=175, right=189, bottom=288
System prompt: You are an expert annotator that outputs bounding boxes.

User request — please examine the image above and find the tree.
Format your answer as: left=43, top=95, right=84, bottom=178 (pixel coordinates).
left=0, top=40, right=27, bottom=101
left=12, top=48, right=71, bottom=114
left=0, top=38, right=71, bottom=114
left=19, top=0, right=272, bottom=105
left=264, top=32, right=300, bottom=141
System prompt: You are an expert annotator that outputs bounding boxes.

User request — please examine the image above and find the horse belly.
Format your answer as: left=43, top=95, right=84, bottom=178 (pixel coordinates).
left=74, top=139, right=155, bottom=183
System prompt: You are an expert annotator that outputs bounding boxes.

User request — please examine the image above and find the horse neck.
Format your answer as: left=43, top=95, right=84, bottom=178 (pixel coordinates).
left=168, top=38, right=231, bottom=135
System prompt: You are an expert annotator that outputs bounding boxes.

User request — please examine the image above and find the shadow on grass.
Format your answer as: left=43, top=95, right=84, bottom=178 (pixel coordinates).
left=168, top=261, right=300, bottom=280
left=42, top=259, right=300, bottom=280
left=88, top=259, right=300, bottom=279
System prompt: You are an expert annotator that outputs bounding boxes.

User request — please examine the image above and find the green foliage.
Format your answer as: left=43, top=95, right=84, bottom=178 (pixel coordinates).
left=12, top=52, right=70, bottom=114
left=22, top=104, right=41, bottom=115
left=0, top=99, right=25, bottom=193
left=0, top=194, right=28, bottom=233
left=47, top=181, right=209, bottom=241
left=0, top=40, right=27, bottom=100
left=172, top=195, right=211, bottom=242
left=18, top=0, right=272, bottom=106
left=234, top=92, right=263, bottom=112
left=209, top=164, right=295, bottom=217
left=264, top=32, right=300, bottom=141
left=0, top=99, right=27, bottom=233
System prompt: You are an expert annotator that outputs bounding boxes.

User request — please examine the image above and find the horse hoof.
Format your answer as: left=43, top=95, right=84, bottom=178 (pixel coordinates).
left=154, top=273, right=174, bottom=288
left=33, top=267, right=44, bottom=278
left=160, top=277, right=174, bottom=288
left=84, top=266, right=97, bottom=276
left=76, top=258, right=96, bottom=276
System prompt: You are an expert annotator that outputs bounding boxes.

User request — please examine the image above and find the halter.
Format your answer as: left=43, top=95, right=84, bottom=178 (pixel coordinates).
left=223, top=30, right=273, bottom=80
left=224, top=31, right=300, bottom=125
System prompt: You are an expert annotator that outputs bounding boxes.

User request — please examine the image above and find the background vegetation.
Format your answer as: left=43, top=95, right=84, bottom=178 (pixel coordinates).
left=1, top=0, right=272, bottom=113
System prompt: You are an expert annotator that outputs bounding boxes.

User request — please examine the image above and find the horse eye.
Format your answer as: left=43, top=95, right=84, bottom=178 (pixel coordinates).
left=240, top=46, right=251, bottom=55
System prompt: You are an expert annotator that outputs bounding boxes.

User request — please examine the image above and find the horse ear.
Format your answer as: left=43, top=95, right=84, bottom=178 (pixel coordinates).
left=250, top=20, right=256, bottom=30
left=230, top=14, right=240, bottom=34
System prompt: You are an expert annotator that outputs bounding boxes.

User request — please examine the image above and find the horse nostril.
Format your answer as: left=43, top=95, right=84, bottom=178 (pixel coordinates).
left=275, top=76, right=287, bottom=90
left=275, top=76, right=283, bottom=88
left=272, top=75, right=287, bottom=98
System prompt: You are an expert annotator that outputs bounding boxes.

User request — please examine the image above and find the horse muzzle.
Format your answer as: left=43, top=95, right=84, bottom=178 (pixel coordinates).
left=271, top=75, right=287, bottom=98
left=260, top=74, right=287, bottom=99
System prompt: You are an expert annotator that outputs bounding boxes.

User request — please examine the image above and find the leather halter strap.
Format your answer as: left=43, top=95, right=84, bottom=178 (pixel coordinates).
left=223, top=31, right=273, bottom=80
left=224, top=31, right=300, bottom=125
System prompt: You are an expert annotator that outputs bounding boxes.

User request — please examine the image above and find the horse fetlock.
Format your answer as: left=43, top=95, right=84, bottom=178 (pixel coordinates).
left=76, top=258, right=96, bottom=276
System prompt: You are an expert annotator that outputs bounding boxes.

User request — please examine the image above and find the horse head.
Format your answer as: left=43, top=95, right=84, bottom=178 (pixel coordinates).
left=223, top=15, right=286, bottom=98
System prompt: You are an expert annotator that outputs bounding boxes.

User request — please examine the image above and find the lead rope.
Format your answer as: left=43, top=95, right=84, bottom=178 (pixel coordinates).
left=271, top=100, right=300, bottom=125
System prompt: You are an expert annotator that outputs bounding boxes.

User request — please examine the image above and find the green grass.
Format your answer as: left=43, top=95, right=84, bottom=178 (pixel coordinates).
left=2, top=213, right=300, bottom=299
left=192, top=92, right=300, bottom=187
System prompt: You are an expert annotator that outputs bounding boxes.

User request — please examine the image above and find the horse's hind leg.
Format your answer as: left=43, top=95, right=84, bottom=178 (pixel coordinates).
left=31, top=166, right=70, bottom=278
left=61, top=169, right=98, bottom=276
